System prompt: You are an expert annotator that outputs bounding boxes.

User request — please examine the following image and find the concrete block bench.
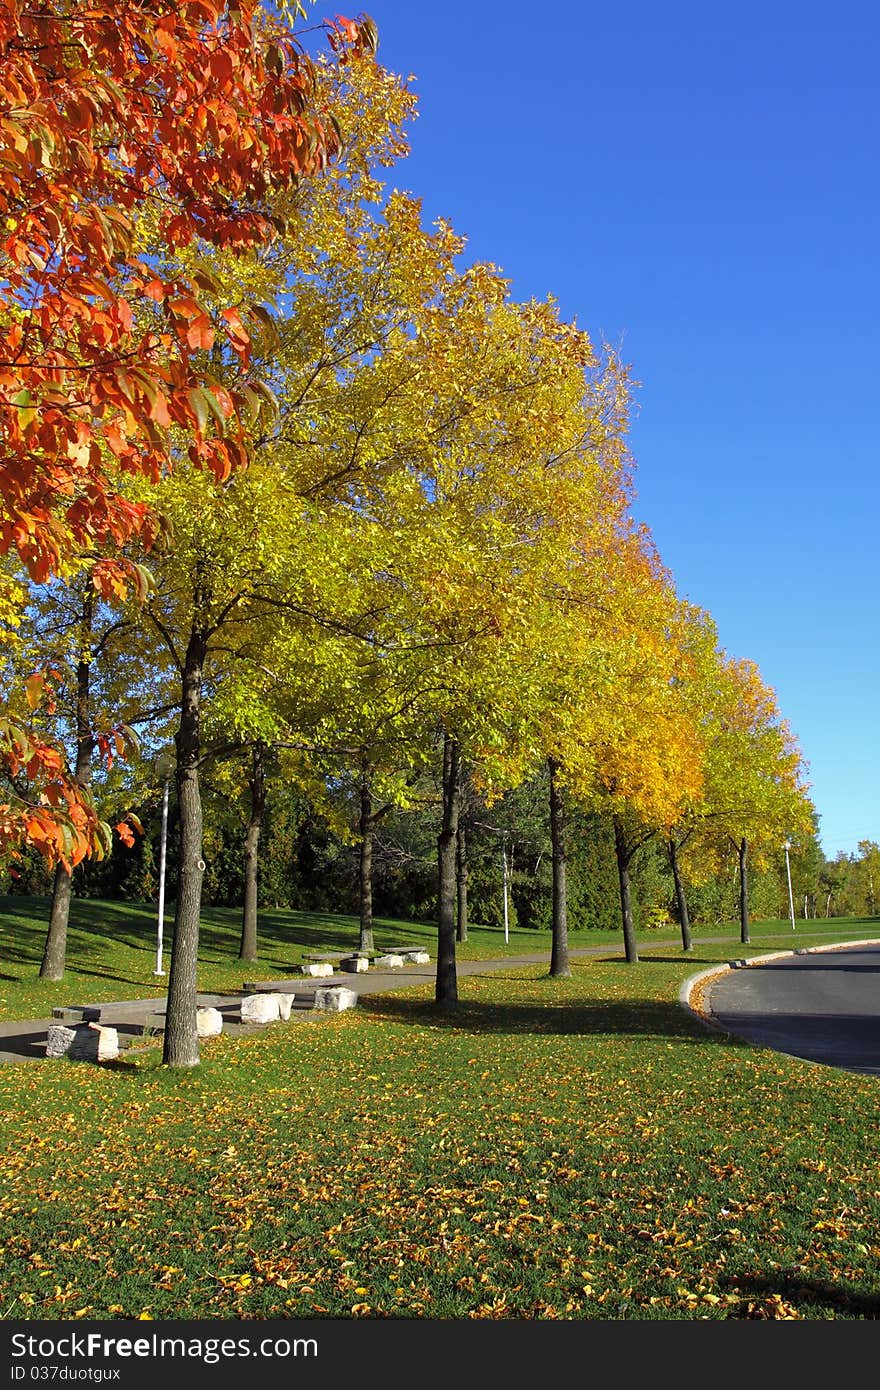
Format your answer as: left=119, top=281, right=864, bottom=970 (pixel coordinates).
left=339, top=954, right=370, bottom=973
left=141, top=1007, right=224, bottom=1037
left=46, top=1021, right=119, bottom=1062
left=52, top=1006, right=102, bottom=1024
left=313, top=985, right=358, bottom=1012
left=384, top=948, right=431, bottom=965
left=240, top=992, right=293, bottom=1024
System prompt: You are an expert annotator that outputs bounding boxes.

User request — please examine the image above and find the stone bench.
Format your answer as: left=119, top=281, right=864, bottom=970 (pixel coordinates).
left=142, top=1007, right=224, bottom=1037
left=240, top=992, right=294, bottom=1024
left=52, top=1006, right=102, bottom=1024
left=46, top=1021, right=119, bottom=1062
left=339, top=954, right=370, bottom=974
left=383, top=948, right=431, bottom=965
left=313, top=984, right=358, bottom=1012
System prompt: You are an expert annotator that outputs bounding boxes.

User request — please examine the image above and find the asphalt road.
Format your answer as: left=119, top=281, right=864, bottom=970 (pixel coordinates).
left=706, top=943, right=880, bottom=1076
left=8, top=934, right=880, bottom=1075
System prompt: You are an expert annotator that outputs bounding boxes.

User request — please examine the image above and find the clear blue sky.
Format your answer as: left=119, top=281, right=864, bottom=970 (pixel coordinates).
left=348, top=0, right=878, bottom=860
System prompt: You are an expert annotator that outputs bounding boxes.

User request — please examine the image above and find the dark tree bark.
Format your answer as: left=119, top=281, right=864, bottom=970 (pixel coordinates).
left=358, top=769, right=375, bottom=956
left=163, top=626, right=208, bottom=1068
left=738, top=836, right=750, bottom=945
left=456, top=823, right=468, bottom=943
left=613, top=816, right=639, bottom=963
left=40, top=588, right=94, bottom=981
left=435, top=734, right=461, bottom=1008
left=42, top=862, right=74, bottom=982
left=668, top=837, right=692, bottom=952
left=238, top=741, right=266, bottom=963
left=548, top=757, right=570, bottom=977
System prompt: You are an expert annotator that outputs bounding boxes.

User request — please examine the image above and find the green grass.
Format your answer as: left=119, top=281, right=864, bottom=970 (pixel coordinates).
left=2, top=892, right=879, bottom=1023
left=0, top=894, right=565, bottom=1022
left=1, top=901, right=880, bottom=1320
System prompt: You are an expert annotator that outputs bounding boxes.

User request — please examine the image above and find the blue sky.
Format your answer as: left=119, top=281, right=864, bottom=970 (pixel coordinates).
left=344, top=0, right=878, bottom=860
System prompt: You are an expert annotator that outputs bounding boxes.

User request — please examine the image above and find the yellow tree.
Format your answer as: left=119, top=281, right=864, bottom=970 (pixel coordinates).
left=350, top=271, right=640, bottom=1004
left=129, top=460, right=401, bottom=1065
left=118, top=50, right=460, bottom=1064
left=686, top=653, right=812, bottom=944
left=550, top=543, right=707, bottom=963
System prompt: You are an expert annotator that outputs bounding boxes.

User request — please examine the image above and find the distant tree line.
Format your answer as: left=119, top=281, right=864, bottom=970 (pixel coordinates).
left=8, top=772, right=869, bottom=938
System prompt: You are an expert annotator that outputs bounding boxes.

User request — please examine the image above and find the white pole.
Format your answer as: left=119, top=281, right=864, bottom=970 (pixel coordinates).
left=502, top=838, right=509, bottom=944
left=154, top=777, right=169, bottom=975
left=784, top=841, right=796, bottom=932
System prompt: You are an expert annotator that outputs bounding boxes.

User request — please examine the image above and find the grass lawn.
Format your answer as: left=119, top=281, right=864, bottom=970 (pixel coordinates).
left=1, top=898, right=879, bottom=1320
left=3, top=893, right=880, bottom=1024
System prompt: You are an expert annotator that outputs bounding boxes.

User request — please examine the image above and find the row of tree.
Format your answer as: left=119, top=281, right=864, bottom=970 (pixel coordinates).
left=12, top=772, right=870, bottom=940
left=1, top=5, right=818, bottom=1068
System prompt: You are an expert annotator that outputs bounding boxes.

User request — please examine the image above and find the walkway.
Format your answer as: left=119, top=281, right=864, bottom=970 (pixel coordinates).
left=5, top=930, right=877, bottom=1068
left=0, top=944, right=629, bottom=1064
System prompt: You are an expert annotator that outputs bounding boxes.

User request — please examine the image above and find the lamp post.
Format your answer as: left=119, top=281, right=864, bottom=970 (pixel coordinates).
left=501, top=833, right=510, bottom=945
left=474, top=821, right=511, bottom=944
left=154, top=747, right=175, bottom=976
left=783, top=839, right=796, bottom=932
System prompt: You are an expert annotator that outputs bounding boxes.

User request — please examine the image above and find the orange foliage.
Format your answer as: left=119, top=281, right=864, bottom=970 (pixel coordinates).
left=0, top=1, right=374, bottom=864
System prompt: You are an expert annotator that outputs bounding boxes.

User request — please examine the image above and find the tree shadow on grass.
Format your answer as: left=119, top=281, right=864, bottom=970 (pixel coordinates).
left=360, top=994, right=749, bottom=1045
left=720, top=1271, right=880, bottom=1319
left=621, top=955, right=730, bottom=967
left=2, top=897, right=437, bottom=975
left=56, top=965, right=162, bottom=988
left=170, top=912, right=429, bottom=961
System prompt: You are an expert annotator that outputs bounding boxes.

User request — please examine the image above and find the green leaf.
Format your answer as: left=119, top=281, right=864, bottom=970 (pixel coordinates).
left=12, top=389, right=36, bottom=431
left=186, top=387, right=211, bottom=436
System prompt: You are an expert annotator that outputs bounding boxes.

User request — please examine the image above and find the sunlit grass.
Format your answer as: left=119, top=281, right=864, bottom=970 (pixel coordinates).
left=1, top=922, right=880, bottom=1320
left=1, top=893, right=878, bottom=1023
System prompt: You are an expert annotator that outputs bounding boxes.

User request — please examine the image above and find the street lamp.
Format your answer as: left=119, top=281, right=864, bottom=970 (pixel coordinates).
left=474, top=821, right=512, bottom=944
left=153, top=746, right=176, bottom=976
left=783, top=839, right=796, bottom=932
left=501, top=832, right=510, bottom=945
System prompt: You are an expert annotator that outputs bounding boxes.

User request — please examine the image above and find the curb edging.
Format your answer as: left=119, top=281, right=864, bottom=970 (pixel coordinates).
left=680, top=936, right=880, bottom=1033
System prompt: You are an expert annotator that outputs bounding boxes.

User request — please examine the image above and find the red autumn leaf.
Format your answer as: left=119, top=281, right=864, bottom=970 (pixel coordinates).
left=0, top=0, right=371, bottom=865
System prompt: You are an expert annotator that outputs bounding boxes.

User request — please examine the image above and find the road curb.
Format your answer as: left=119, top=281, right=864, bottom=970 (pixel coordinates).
left=680, top=937, right=880, bottom=1033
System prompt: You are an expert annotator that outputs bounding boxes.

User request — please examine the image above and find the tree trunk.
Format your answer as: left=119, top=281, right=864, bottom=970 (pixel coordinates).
left=435, top=735, right=461, bottom=1008
left=614, top=816, right=638, bottom=963
left=548, top=757, right=570, bottom=977
left=40, top=588, right=94, bottom=981
left=456, top=823, right=468, bottom=943
left=163, top=628, right=207, bottom=1068
left=41, top=863, right=74, bottom=981
left=668, top=837, right=692, bottom=952
left=238, top=741, right=266, bottom=962
left=358, top=770, right=375, bottom=956
left=739, top=837, right=750, bottom=944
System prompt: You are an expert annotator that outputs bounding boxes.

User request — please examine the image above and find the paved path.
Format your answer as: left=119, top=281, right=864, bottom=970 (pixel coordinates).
left=4, top=930, right=877, bottom=1068
left=0, top=943, right=635, bottom=1064
left=705, top=942, right=880, bottom=1075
